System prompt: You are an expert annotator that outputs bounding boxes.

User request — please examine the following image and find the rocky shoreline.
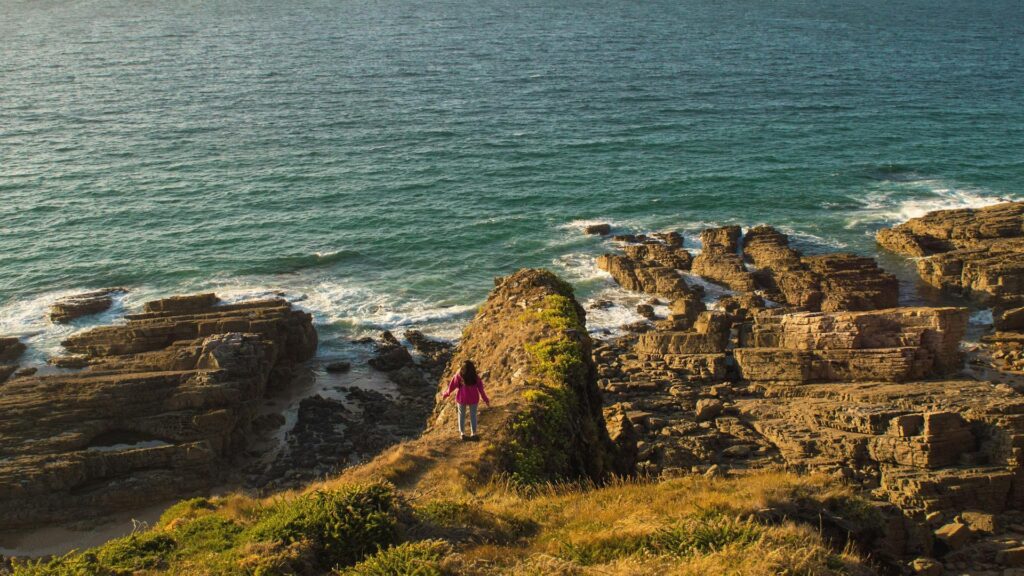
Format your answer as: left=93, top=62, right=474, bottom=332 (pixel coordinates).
left=0, top=201, right=1022, bottom=574
left=585, top=201, right=1024, bottom=572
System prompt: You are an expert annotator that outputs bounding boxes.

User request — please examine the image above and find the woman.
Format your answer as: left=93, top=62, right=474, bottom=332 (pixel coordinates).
left=442, top=359, right=491, bottom=441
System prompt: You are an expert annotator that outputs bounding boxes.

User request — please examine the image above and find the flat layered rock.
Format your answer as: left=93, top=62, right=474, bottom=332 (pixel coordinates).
left=692, top=247, right=757, bottom=292
left=63, top=296, right=317, bottom=364
left=596, top=253, right=698, bottom=300
left=877, top=201, right=1024, bottom=305
left=49, top=288, right=124, bottom=323
left=0, top=294, right=316, bottom=530
left=743, top=226, right=898, bottom=311
left=736, top=380, right=1024, bottom=517
left=735, top=307, right=967, bottom=383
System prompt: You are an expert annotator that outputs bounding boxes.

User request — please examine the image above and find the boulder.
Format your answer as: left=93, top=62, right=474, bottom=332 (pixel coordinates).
left=369, top=331, right=415, bottom=372
left=700, top=225, right=742, bottom=253
left=0, top=337, right=26, bottom=363
left=584, top=223, right=612, bottom=235
left=325, top=361, right=352, bottom=373
left=49, top=288, right=124, bottom=323
left=934, top=522, right=971, bottom=549
left=695, top=399, right=724, bottom=421
left=692, top=247, right=757, bottom=292
left=636, top=304, right=656, bottom=320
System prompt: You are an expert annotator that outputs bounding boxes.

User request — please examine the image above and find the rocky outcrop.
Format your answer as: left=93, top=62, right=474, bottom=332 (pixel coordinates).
left=49, top=288, right=124, bottom=323
left=442, top=269, right=624, bottom=481
left=368, top=330, right=415, bottom=372
left=877, top=201, right=1024, bottom=305
left=596, top=232, right=695, bottom=301
left=735, top=307, right=967, bottom=383
left=0, top=295, right=316, bottom=530
left=692, top=225, right=757, bottom=292
left=62, top=295, right=316, bottom=364
left=743, top=226, right=898, bottom=312
left=341, top=269, right=628, bottom=491
left=0, top=337, right=26, bottom=385
left=736, top=380, right=1024, bottom=518
left=596, top=253, right=698, bottom=301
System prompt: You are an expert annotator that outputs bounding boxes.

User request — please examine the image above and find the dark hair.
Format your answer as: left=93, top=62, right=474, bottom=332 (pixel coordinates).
left=460, top=360, right=479, bottom=385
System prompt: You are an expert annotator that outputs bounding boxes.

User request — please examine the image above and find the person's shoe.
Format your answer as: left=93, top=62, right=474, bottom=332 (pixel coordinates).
left=460, top=434, right=468, bottom=441
left=470, top=434, right=480, bottom=442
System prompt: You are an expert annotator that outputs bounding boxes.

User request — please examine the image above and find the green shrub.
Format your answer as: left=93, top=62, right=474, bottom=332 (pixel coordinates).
left=174, top=515, right=243, bottom=553
left=506, top=385, right=574, bottom=485
left=337, top=540, right=450, bottom=576
left=246, top=483, right=400, bottom=569
left=11, top=533, right=176, bottom=576
left=10, top=553, right=101, bottom=576
left=158, top=496, right=217, bottom=527
left=94, top=533, right=177, bottom=572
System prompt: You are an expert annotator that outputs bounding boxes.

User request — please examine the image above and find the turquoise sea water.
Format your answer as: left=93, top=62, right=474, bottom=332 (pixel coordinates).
left=2, top=0, right=1023, bottom=361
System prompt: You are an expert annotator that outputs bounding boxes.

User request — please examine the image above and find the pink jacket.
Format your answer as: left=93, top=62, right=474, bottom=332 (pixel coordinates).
left=443, top=373, right=490, bottom=406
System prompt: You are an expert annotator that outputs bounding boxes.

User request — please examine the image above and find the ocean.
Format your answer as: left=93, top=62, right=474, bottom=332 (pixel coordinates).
left=2, top=0, right=1023, bottom=365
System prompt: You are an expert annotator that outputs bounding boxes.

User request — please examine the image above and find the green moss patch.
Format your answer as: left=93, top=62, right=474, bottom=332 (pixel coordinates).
left=12, top=483, right=400, bottom=576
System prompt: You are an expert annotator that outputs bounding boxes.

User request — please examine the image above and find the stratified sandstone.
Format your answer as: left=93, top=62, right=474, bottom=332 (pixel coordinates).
left=735, top=307, right=967, bottom=383
left=62, top=295, right=316, bottom=364
left=692, top=225, right=757, bottom=292
left=743, top=226, right=898, bottom=312
left=877, top=201, right=1024, bottom=305
left=736, top=380, right=1024, bottom=518
left=0, top=295, right=316, bottom=530
left=600, top=224, right=897, bottom=313
left=49, top=288, right=124, bottom=323
left=596, top=254, right=698, bottom=301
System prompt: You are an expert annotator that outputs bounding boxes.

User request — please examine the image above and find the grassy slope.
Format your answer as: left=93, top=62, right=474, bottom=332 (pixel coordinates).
left=11, top=271, right=883, bottom=575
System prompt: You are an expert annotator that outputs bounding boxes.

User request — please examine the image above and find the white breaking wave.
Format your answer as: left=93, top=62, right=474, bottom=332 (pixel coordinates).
left=304, top=281, right=477, bottom=339
left=969, top=309, right=993, bottom=326
left=846, top=181, right=1019, bottom=228
left=775, top=226, right=851, bottom=251
left=0, top=277, right=481, bottom=367
left=551, top=252, right=611, bottom=284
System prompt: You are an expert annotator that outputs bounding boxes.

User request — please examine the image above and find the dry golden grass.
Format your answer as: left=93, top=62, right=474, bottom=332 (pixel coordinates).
left=406, top=471, right=878, bottom=575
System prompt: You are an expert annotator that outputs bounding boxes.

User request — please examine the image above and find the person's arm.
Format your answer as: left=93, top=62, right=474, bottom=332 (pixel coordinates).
left=442, top=375, right=460, bottom=400
left=479, top=379, right=491, bottom=406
